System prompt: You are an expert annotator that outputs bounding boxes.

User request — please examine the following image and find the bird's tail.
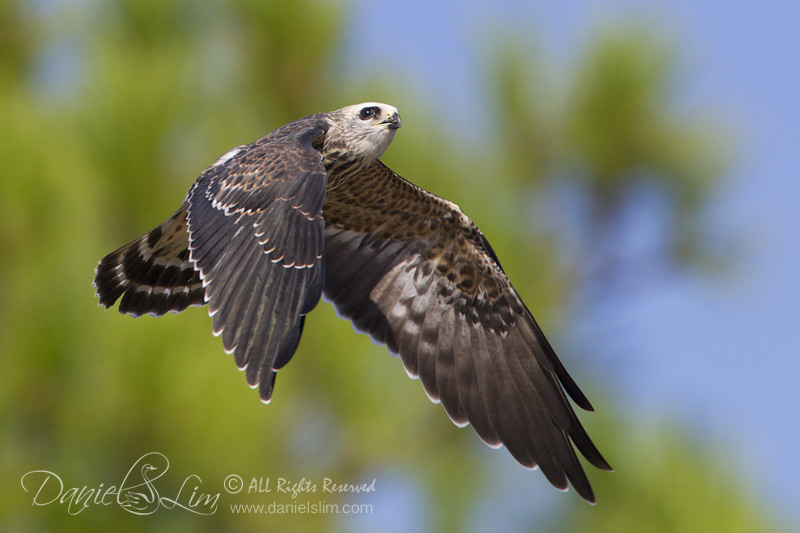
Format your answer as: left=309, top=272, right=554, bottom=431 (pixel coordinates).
left=93, top=204, right=206, bottom=317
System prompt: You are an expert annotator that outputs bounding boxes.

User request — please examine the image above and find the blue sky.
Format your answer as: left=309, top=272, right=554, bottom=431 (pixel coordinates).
left=341, top=0, right=800, bottom=525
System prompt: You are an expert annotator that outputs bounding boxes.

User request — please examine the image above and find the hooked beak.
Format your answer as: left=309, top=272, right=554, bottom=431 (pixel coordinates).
left=379, top=112, right=402, bottom=130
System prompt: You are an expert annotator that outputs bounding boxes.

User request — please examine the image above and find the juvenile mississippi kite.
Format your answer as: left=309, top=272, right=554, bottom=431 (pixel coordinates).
left=94, top=103, right=612, bottom=501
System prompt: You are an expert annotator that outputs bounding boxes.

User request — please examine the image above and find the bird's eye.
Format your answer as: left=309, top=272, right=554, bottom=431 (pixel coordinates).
left=359, top=106, right=380, bottom=120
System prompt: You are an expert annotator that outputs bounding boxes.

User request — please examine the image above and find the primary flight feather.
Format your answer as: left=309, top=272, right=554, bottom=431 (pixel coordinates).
left=94, top=102, right=612, bottom=502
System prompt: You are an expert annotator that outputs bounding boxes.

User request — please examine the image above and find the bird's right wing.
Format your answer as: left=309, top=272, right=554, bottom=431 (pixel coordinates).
left=323, top=160, right=611, bottom=502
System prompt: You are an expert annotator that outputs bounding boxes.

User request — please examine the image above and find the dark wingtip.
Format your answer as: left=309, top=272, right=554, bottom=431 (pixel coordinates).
left=595, top=456, right=614, bottom=472
left=259, top=371, right=278, bottom=404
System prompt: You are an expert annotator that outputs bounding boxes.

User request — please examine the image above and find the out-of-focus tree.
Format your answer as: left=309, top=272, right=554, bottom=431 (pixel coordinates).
left=485, top=27, right=730, bottom=302
left=560, top=418, right=786, bottom=533
left=0, top=1, right=788, bottom=532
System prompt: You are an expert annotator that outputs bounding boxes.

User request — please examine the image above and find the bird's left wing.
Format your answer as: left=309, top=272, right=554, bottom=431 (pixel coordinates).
left=323, top=160, right=611, bottom=502
left=186, top=121, right=329, bottom=401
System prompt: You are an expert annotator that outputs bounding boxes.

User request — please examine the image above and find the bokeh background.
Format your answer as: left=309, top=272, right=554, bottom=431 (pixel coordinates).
left=2, top=0, right=798, bottom=531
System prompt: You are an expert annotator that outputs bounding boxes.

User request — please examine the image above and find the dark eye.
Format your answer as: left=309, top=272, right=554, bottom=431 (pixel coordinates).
left=359, top=106, right=380, bottom=120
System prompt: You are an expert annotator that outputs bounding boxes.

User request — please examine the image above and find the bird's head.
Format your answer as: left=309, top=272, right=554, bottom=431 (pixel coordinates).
left=326, top=102, right=402, bottom=163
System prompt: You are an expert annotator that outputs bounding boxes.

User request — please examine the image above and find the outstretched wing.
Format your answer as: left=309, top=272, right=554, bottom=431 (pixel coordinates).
left=323, top=161, right=612, bottom=502
left=186, top=121, right=329, bottom=401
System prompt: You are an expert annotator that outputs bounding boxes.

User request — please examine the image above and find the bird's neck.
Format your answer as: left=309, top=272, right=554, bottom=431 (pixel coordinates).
left=324, top=146, right=374, bottom=185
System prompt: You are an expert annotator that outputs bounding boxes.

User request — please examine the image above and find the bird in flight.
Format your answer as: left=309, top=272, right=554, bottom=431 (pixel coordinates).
left=94, top=102, right=612, bottom=502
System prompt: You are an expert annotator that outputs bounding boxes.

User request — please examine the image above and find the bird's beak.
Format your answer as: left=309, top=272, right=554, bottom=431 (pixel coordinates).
left=379, top=112, right=402, bottom=130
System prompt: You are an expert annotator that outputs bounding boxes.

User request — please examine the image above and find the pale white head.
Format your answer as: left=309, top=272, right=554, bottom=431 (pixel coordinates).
left=326, top=102, right=402, bottom=163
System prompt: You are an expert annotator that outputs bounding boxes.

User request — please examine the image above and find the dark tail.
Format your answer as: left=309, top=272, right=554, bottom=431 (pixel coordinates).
left=93, top=204, right=206, bottom=317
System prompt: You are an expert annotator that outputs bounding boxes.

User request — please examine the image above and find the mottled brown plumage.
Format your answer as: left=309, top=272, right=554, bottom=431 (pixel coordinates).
left=94, top=103, right=611, bottom=502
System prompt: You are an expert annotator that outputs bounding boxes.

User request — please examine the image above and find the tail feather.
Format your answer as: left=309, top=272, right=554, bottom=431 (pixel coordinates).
left=94, top=204, right=206, bottom=317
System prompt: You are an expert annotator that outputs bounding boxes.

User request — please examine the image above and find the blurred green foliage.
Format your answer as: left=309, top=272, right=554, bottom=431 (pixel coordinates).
left=0, top=1, right=787, bottom=532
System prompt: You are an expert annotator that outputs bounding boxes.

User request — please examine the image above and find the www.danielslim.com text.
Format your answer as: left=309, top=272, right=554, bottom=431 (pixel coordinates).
left=230, top=501, right=372, bottom=515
